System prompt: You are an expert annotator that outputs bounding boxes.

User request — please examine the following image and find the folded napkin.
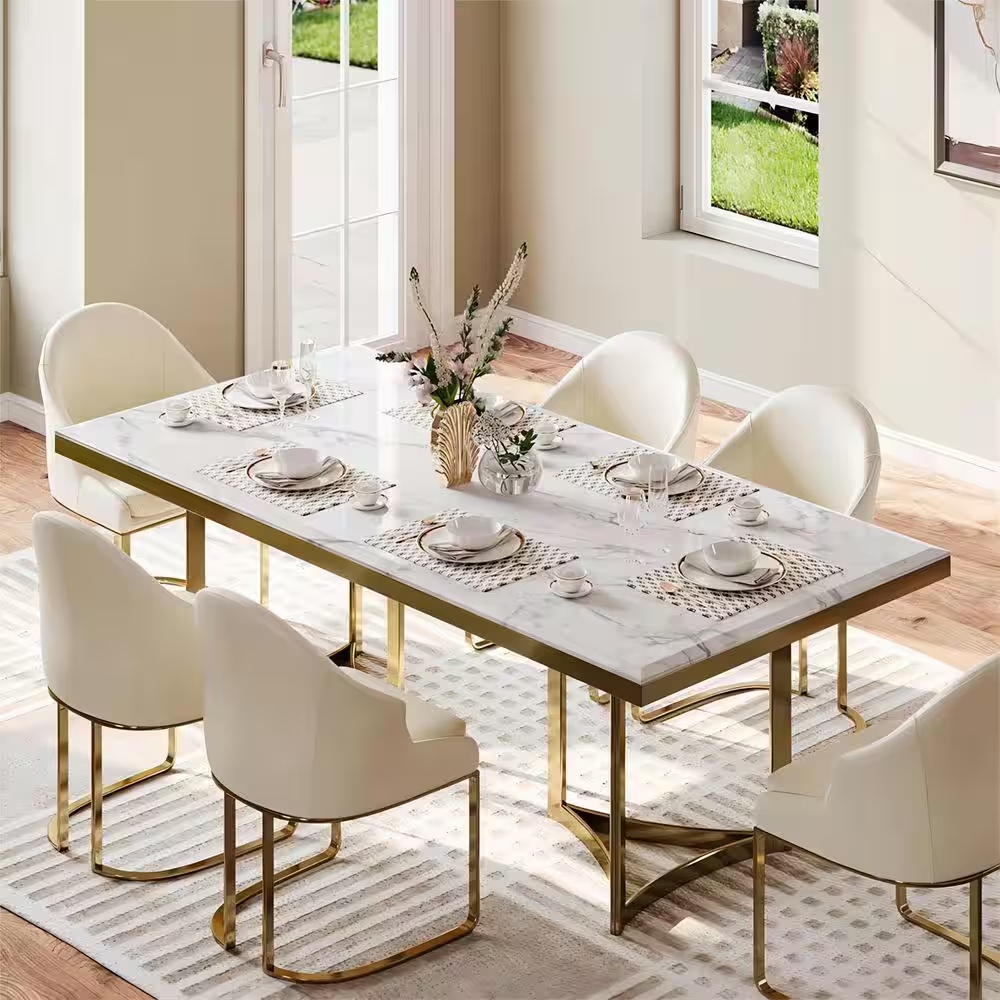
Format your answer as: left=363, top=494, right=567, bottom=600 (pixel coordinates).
left=255, top=457, right=339, bottom=486
left=231, top=380, right=305, bottom=409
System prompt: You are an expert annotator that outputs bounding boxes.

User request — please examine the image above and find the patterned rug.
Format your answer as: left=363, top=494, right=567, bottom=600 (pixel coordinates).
left=1, top=522, right=996, bottom=999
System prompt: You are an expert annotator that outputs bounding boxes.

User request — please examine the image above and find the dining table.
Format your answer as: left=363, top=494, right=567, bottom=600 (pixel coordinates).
left=54, top=345, right=950, bottom=936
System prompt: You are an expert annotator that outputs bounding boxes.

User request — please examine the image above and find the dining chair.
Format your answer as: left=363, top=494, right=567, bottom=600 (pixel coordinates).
left=633, top=385, right=881, bottom=729
left=33, top=511, right=296, bottom=879
left=542, top=330, right=702, bottom=459
left=753, top=652, right=1000, bottom=999
left=195, top=588, right=480, bottom=983
left=38, top=302, right=269, bottom=602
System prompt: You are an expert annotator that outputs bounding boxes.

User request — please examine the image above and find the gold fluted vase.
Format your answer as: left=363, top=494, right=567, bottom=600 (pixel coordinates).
left=429, top=402, right=481, bottom=488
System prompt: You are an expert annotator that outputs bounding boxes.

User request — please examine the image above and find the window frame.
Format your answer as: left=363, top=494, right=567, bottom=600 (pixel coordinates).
left=680, top=0, right=820, bottom=268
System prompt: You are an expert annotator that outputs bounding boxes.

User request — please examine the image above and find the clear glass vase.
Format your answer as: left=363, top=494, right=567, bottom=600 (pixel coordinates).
left=477, top=449, right=543, bottom=496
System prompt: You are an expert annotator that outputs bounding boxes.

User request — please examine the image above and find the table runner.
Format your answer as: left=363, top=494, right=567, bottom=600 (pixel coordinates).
left=557, top=448, right=759, bottom=522
left=627, top=536, right=843, bottom=621
left=184, top=377, right=362, bottom=432
left=364, top=509, right=577, bottom=592
left=197, top=445, right=393, bottom=516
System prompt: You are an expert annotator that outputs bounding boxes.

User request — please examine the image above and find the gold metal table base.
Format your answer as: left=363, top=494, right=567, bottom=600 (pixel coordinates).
left=465, top=632, right=496, bottom=652
left=551, top=646, right=794, bottom=934
left=329, top=583, right=405, bottom=687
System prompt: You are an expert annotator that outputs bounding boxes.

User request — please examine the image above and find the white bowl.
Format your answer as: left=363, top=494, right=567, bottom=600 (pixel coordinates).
left=628, top=453, right=682, bottom=479
left=703, top=540, right=761, bottom=577
left=273, top=447, right=326, bottom=479
left=445, top=515, right=504, bottom=550
left=243, top=370, right=274, bottom=400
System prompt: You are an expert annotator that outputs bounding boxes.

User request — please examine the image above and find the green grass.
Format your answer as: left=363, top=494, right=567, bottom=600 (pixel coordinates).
left=292, top=1, right=378, bottom=69
left=710, top=101, right=818, bottom=235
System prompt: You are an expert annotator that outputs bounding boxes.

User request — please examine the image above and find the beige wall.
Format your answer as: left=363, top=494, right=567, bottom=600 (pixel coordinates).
left=498, top=0, right=1000, bottom=461
left=85, top=0, right=244, bottom=381
left=455, top=0, right=501, bottom=311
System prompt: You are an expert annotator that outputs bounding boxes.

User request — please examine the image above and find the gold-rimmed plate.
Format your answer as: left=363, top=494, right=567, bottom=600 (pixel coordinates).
left=604, top=461, right=704, bottom=497
left=222, top=379, right=308, bottom=411
left=417, top=524, right=526, bottom=564
left=677, top=550, right=786, bottom=593
left=247, top=456, right=346, bottom=493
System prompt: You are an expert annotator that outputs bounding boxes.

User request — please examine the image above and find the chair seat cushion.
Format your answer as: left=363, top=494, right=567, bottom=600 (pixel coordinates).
left=104, top=477, right=183, bottom=522
left=347, top=669, right=467, bottom=740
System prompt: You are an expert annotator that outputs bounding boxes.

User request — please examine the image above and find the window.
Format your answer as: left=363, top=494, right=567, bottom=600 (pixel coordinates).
left=681, top=0, right=820, bottom=266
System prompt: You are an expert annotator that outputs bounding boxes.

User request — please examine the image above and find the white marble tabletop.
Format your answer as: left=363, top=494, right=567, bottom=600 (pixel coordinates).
left=55, top=347, right=949, bottom=703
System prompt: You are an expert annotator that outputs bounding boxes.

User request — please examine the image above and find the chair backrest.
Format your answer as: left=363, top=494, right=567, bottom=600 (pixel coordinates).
left=705, top=385, right=881, bottom=520
left=195, top=589, right=424, bottom=821
left=38, top=301, right=213, bottom=432
left=542, top=331, right=701, bottom=459
left=32, top=512, right=202, bottom=728
left=827, top=653, right=1000, bottom=885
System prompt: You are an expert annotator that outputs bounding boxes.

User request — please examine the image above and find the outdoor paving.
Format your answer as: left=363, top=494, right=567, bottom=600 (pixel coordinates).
left=713, top=45, right=765, bottom=110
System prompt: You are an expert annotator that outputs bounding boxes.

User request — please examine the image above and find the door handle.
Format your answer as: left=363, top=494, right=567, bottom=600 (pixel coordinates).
left=263, top=42, right=288, bottom=109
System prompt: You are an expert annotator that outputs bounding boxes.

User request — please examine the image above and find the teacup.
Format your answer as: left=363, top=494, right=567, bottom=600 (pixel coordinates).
left=164, top=399, right=192, bottom=425
left=273, top=447, right=326, bottom=479
left=552, top=562, right=589, bottom=595
left=732, top=495, right=764, bottom=524
left=536, top=419, right=557, bottom=447
left=353, top=478, right=383, bottom=508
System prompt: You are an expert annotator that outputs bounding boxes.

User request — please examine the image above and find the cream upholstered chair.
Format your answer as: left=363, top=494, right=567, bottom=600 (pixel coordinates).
left=542, top=330, right=701, bottom=458
left=33, top=512, right=294, bottom=880
left=195, top=588, right=480, bottom=983
left=38, top=302, right=270, bottom=600
left=699, top=385, right=881, bottom=729
left=753, top=653, right=1000, bottom=999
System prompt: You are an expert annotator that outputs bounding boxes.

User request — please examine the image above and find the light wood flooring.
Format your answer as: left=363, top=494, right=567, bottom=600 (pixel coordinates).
left=0, top=333, right=997, bottom=999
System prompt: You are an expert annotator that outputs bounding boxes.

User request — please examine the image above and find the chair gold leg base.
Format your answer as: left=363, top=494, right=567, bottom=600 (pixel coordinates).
left=465, top=632, right=495, bottom=652
left=154, top=576, right=187, bottom=588
left=838, top=701, right=867, bottom=733
left=587, top=687, right=611, bottom=706
left=630, top=681, right=769, bottom=724
left=896, top=885, right=1000, bottom=969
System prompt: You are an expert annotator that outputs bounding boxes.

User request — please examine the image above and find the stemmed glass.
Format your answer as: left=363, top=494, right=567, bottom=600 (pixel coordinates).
left=268, top=360, right=295, bottom=428
left=297, top=339, right=318, bottom=421
left=645, top=460, right=670, bottom=519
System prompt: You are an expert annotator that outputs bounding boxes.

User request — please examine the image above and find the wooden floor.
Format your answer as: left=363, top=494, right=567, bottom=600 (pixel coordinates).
left=1, top=333, right=997, bottom=998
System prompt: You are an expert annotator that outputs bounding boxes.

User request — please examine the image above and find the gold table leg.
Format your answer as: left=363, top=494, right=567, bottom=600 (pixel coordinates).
left=259, top=543, right=270, bottom=607
left=837, top=621, right=866, bottom=732
left=185, top=512, right=206, bottom=593
left=796, top=636, right=809, bottom=696
left=341, top=585, right=405, bottom=688
left=465, top=632, right=496, bottom=652
left=548, top=645, right=795, bottom=935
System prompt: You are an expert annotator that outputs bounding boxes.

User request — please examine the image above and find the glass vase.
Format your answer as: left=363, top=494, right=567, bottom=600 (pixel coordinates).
left=478, top=449, right=543, bottom=497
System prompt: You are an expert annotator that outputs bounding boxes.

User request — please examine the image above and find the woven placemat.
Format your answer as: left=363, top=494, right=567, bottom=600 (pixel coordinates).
left=197, top=445, right=393, bottom=516
left=364, top=509, right=577, bottom=592
left=185, top=377, right=362, bottom=432
left=557, top=448, right=758, bottom=522
left=383, top=400, right=576, bottom=440
left=627, top=536, right=842, bottom=621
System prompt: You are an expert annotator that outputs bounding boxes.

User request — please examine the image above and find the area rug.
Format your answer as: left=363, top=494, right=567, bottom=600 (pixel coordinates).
left=1, top=522, right=996, bottom=999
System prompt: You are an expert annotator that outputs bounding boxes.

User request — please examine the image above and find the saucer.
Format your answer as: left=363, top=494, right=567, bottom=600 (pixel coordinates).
left=158, top=412, right=195, bottom=428
left=728, top=507, right=769, bottom=527
left=352, top=494, right=389, bottom=512
left=536, top=436, right=563, bottom=451
left=549, top=578, right=593, bottom=600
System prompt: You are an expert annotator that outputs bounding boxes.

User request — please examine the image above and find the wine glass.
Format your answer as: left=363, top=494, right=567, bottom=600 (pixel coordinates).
left=268, top=360, right=294, bottom=428
left=645, top=459, right=670, bottom=519
left=297, top=339, right=318, bottom=421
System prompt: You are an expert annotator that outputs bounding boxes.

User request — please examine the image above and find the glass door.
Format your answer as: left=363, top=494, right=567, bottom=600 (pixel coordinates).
left=287, top=0, right=401, bottom=351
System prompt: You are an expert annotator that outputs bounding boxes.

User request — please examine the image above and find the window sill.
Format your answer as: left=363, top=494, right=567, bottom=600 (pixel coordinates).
left=647, top=231, right=819, bottom=291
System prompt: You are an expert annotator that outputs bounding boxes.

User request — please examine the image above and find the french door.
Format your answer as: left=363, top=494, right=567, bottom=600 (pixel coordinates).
left=246, top=0, right=454, bottom=371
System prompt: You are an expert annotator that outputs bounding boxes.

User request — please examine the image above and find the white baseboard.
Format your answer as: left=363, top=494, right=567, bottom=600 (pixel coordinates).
left=0, top=393, right=45, bottom=435
left=510, top=308, right=1000, bottom=491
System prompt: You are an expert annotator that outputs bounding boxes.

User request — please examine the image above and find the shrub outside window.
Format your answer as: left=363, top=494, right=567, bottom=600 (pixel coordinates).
left=681, top=0, right=820, bottom=267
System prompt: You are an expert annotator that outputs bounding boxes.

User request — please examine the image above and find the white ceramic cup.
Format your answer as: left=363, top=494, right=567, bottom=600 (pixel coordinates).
left=354, top=478, right=382, bottom=508
left=164, top=398, right=192, bottom=425
left=732, top=494, right=764, bottom=524
left=552, top=562, right=589, bottom=595
left=536, top=419, right=557, bottom=447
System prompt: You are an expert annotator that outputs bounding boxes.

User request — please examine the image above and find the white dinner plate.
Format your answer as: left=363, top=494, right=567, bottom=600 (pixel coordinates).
left=222, top=379, right=308, bottom=411
left=246, top=456, right=346, bottom=492
left=418, top=524, right=525, bottom=564
left=678, top=549, right=786, bottom=593
left=604, top=461, right=704, bottom=497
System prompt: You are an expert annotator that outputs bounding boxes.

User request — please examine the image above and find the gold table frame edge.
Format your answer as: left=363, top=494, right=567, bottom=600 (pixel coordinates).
left=209, top=772, right=480, bottom=983
left=52, top=432, right=951, bottom=710
left=753, top=831, right=999, bottom=999
left=550, top=646, right=796, bottom=935
left=48, top=697, right=296, bottom=880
